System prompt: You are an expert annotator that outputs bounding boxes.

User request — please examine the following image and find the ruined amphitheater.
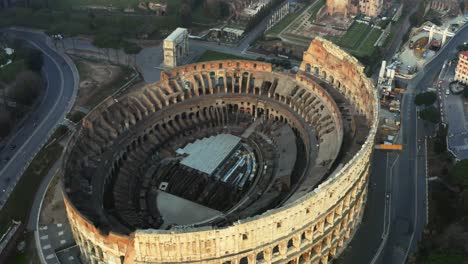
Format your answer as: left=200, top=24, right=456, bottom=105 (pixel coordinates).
left=61, top=38, right=378, bottom=264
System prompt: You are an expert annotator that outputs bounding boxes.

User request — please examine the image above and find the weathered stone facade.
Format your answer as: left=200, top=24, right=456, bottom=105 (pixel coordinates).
left=327, top=0, right=351, bottom=17
left=359, top=0, right=382, bottom=17
left=326, top=0, right=382, bottom=17
left=61, top=38, right=378, bottom=264
left=163, top=28, right=189, bottom=68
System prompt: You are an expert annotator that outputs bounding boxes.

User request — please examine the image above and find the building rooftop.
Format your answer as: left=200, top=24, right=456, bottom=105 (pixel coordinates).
left=176, top=134, right=241, bottom=175
left=461, top=51, right=468, bottom=58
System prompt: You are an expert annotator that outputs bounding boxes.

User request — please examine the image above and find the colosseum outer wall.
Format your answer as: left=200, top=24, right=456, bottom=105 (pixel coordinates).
left=62, top=38, right=378, bottom=264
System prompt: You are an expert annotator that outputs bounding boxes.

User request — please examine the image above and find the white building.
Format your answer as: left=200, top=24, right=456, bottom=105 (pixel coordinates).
left=163, top=28, right=189, bottom=68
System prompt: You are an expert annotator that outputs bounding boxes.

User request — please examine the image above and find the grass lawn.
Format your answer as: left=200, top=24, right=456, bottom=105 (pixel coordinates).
left=327, top=21, right=381, bottom=61
left=0, top=141, right=63, bottom=236
left=424, top=251, right=467, bottom=264
left=0, top=60, right=27, bottom=84
left=383, top=31, right=395, bottom=49
left=196, top=50, right=251, bottom=63
left=265, top=12, right=300, bottom=37
left=355, top=28, right=382, bottom=57
left=309, top=0, right=326, bottom=22
left=337, top=22, right=373, bottom=50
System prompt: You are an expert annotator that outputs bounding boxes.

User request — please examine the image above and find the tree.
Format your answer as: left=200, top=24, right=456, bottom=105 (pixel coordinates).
left=180, top=3, right=192, bottom=28
left=26, top=50, right=43, bottom=72
left=458, top=43, right=468, bottom=51
left=93, top=34, right=120, bottom=62
left=123, top=41, right=142, bottom=66
left=415, top=92, right=437, bottom=106
left=434, top=123, right=448, bottom=154
left=7, top=71, right=42, bottom=106
left=451, top=159, right=468, bottom=187
left=0, top=49, right=8, bottom=66
left=0, top=111, right=12, bottom=138
left=419, top=106, right=439, bottom=123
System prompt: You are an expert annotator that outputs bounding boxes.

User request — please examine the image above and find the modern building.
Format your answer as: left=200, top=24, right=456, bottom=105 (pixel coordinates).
left=61, top=38, right=378, bottom=264
left=455, top=51, right=468, bottom=84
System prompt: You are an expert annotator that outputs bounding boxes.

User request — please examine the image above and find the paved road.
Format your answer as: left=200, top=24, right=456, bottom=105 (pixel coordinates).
left=378, top=20, right=468, bottom=264
left=339, top=7, right=468, bottom=264
left=0, top=29, right=78, bottom=207
left=438, top=61, right=468, bottom=160
left=336, top=150, right=395, bottom=264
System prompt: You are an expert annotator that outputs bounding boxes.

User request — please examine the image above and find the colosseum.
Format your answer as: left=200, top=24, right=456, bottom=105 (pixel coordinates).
left=60, top=37, right=378, bottom=264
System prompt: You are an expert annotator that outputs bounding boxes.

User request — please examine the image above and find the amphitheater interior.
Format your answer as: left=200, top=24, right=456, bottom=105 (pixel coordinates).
left=61, top=38, right=378, bottom=264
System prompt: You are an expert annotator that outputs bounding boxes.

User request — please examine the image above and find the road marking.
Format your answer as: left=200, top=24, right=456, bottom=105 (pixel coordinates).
left=0, top=33, right=65, bottom=199
left=40, top=235, right=48, bottom=240
left=403, top=104, right=420, bottom=262
left=60, top=239, right=67, bottom=244
left=58, top=231, right=64, bottom=236
left=46, top=254, right=54, bottom=259
left=42, top=244, right=51, bottom=250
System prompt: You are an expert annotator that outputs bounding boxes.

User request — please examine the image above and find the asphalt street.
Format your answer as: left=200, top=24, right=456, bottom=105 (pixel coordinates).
left=0, top=29, right=78, bottom=208
left=377, top=21, right=468, bottom=264
left=336, top=150, right=394, bottom=264
left=438, top=61, right=468, bottom=160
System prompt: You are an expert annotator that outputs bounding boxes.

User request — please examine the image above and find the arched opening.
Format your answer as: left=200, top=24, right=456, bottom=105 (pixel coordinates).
left=314, top=67, right=320, bottom=76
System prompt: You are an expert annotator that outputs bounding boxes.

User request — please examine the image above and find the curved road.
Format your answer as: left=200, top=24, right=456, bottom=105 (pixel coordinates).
left=0, top=28, right=78, bottom=208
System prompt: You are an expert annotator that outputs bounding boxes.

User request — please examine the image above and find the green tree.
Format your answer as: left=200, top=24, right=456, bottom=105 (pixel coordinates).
left=93, top=34, right=120, bottom=62
left=426, top=251, right=467, bottom=264
left=180, top=3, right=192, bottom=28
left=26, top=49, right=43, bottom=72
left=419, top=106, right=439, bottom=123
left=7, top=71, right=42, bottom=105
left=415, top=92, right=437, bottom=106
left=0, top=50, right=8, bottom=66
left=0, top=111, right=12, bottom=138
left=451, top=159, right=468, bottom=187
left=123, top=41, right=142, bottom=66
left=434, top=124, right=448, bottom=154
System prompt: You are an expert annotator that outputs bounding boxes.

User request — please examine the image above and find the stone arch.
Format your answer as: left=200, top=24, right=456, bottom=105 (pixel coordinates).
left=314, top=66, right=320, bottom=76
left=254, top=87, right=260, bottom=95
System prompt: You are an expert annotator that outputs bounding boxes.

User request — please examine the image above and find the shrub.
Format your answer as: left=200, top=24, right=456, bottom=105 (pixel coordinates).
left=419, top=106, right=439, bottom=123
left=415, top=92, right=437, bottom=106
left=451, top=159, right=468, bottom=187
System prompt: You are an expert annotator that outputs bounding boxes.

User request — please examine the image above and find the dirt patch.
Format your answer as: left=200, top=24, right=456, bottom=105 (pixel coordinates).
left=39, top=174, right=67, bottom=225
left=73, top=57, right=125, bottom=109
